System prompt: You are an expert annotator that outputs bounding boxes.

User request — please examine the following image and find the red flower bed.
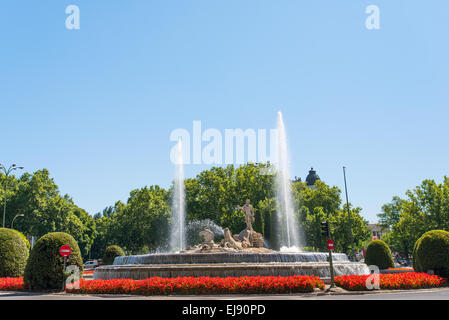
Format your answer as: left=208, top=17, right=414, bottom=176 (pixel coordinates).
left=67, top=275, right=325, bottom=295
left=335, top=273, right=447, bottom=291
left=0, top=277, right=24, bottom=291
left=83, top=270, right=95, bottom=275
left=0, top=275, right=323, bottom=295
left=387, top=267, right=414, bottom=271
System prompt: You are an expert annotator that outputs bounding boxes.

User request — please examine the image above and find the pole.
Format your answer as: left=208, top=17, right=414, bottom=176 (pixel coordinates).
left=11, top=214, right=24, bottom=229
left=11, top=215, right=18, bottom=229
left=3, top=177, right=7, bottom=228
left=343, top=166, right=354, bottom=260
left=1, top=164, right=24, bottom=228
left=328, top=245, right=335, bottom=289
left=63, top=256, right=67, bottom=291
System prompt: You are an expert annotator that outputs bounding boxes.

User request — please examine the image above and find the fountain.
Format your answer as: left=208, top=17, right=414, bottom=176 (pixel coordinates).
left=169, top=139, right=185, bottom=252
left=97, top=221, right=369, bottom=279
left=275, top=111, right=302, bottom=250
left=94, top=113, right=370, bottom=281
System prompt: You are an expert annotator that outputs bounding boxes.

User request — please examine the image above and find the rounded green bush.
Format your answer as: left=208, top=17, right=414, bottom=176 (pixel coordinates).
left=365, top=240, right=395, bottom=269
left=0, top=228, right=30, bottom=277
left=413, top=230, right=449, bottom=278
left=102, top=245, right=125, bottom=265
left=24, top=232, right=83, bottom=291
left=19, top=232, right=31, bottom=252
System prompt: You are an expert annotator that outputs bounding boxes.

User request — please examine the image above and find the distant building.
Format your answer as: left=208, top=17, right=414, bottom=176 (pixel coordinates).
left=368, top=223, right=387, bottom=240
left=305, top=167, right=320, bottom=189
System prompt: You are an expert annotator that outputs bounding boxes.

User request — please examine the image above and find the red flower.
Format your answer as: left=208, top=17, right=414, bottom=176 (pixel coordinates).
left=0, top=277, right=24, bottom=291
left=334, top=273, right=447, bottom=291
left=61, top=275, right=325, bottom=295
left=3, top=273, right=444, bottom=295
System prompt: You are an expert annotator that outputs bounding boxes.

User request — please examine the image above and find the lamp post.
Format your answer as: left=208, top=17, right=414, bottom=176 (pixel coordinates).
left=11, top=214, right=24, bottom=229
left=0, top=163, right=24, bottom=228
left=343, top=166, right=354, bottom=260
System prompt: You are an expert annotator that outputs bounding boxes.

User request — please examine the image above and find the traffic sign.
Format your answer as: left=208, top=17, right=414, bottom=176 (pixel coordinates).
left=327, top=239, right=334, bottom=251
left=59, top=245, right=72, bottom=257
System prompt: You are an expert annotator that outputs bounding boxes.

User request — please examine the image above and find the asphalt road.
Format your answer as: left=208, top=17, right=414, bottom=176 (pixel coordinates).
left=1, top=288, right=449, bottom=300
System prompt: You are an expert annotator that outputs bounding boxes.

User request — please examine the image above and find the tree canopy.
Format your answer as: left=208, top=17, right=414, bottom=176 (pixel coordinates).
left=379, top=177, right=449, bottom=256
left=1, top=169, right=96, bottom=258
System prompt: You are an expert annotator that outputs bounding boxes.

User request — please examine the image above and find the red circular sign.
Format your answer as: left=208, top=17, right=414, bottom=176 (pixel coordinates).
left=59, top=245, right=72, bottom=257
left=327, top=239, right=334, bottom=251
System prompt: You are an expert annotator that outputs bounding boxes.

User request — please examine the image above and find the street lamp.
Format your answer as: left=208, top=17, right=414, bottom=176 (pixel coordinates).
left=11, top=214, right=24, bottom=229
left=343, top=166, right=354, bottom=260
left=0, top=163, right=24, bottom=228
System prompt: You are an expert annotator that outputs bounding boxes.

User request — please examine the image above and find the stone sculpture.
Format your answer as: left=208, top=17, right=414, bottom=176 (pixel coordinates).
left=237, top=199, right=255, bottom=231
left=184, top=200, right=267, bottom=253
left=199, top=228, right=214, bottom=243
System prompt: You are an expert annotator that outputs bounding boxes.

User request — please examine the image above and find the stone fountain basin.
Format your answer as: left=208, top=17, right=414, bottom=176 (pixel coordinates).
left=94, top=252, right=370, bottom=280
left=112, top=252, right=352, bottom=265
left=94, top=261, right=369, bottom=280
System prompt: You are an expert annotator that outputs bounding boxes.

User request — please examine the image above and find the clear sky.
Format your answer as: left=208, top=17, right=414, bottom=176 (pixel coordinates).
left=1, top=1, right=448, bottom=223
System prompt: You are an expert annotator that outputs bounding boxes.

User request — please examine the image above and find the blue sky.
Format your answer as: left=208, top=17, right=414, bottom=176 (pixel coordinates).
left=1, top=1, right=448, bottom=222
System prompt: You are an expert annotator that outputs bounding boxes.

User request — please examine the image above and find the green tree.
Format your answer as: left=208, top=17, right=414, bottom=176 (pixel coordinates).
left=292, top=180, right=369, bottom=253
left=1, top=169, right=96, bottom=259
left=90, top=208, right=116, bottom=259
left=292, top=180, right=342, bottom=217
left=253, top=208, right=264, bottom=235
left=303, top=207, right=327, bottom=251
left=378, top=196, right=403, bottom=229
left=257, top=198, right=276, bottom=248
left=331, top=204, right=371, bottom=255
left=185, top=163, right=274, bottom=235
left=112, top=186, right=171, bottom=253
left=379, top=177, right=449, bottom=256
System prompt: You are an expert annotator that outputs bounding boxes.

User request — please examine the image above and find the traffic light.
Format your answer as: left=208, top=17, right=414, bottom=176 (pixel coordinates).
left=321, top=221, right=329, bottom=237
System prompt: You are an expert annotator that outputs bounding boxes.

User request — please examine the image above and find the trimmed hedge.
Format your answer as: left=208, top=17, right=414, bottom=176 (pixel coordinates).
left=102, top=245, right=125, bottom=265
left=24, top=232, right=83, bottom=291
left=413, top=230, right=449, bottom=278
left=0, top=228, right=29, bottom=277
left=365, top=240, right=395, bottom=269
left=20, top=233, right=31, bottom=252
